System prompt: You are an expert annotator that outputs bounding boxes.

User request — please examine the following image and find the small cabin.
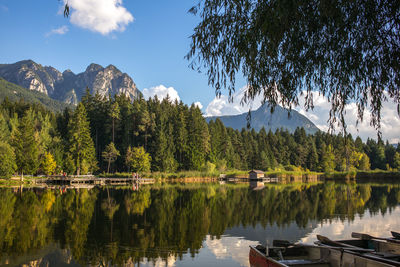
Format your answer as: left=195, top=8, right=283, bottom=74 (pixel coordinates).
left=249, top=170, right=265, bottom=180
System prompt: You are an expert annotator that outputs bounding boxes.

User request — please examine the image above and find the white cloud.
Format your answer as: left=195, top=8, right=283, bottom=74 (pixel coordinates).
left=45, top=26, right=69, bottom=37
left=300, top=207, right=400, bottom=244
left=142, top=85, right=180, bottom=102
left=205, top=86, right=263, bottom=117
left=205, top=88, right=400, bottom=142
left=64, top=0, right=133, bottom=35
left=194, top=101, right=203, bottom=109
left=294, top=91, right=400, bottom=143
left=205, top=235, right=259, bottom=267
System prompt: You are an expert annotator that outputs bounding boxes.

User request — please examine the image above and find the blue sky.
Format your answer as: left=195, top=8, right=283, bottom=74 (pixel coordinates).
left=0, top=0, right=236, bottom=108
left=0, top=0, right=399, bottom=142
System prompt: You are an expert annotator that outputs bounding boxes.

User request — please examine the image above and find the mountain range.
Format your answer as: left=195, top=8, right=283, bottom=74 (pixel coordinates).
left=0, top=59, right=319, bottom=133
left=206, top=104, right=320, bottom=134
left=0, top=60, right=141, bottom=105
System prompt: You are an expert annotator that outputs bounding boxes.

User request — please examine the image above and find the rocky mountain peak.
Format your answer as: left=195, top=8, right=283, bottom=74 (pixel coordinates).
left=0, top=60, right=142, bottom=105
left=86, top=63, right=103, bottom=73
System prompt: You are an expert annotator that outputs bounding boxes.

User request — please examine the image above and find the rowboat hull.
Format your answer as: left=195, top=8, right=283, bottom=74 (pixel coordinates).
left=249, top=245, right=398, bottom=267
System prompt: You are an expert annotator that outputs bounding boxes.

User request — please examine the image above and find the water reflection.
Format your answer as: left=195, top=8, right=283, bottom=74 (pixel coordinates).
left=0, top=182, right=399, bottom=266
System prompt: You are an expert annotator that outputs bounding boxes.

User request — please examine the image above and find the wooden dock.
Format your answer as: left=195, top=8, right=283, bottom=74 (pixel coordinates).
left=34, top=176, right=155, bottom=186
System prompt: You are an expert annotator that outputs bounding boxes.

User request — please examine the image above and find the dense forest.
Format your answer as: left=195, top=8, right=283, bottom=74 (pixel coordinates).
left=0, top=184, right=399, bottom=265
left=0, top=90, right=399, bottom=177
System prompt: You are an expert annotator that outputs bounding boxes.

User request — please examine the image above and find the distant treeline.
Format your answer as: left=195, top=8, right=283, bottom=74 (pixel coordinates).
left=0, top=90, right=399, bottom=177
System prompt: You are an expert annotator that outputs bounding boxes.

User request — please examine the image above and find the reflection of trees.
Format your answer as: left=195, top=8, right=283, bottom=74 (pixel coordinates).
left=124, top=189, right=151, bottom=215
left=61, top=189, right=98, bottom=263
left=0, top=183, right=399, bottom=265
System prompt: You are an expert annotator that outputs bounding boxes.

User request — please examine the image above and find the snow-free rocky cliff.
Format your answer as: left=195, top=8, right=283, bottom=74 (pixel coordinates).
left=0, top=60, right=142, bottom=105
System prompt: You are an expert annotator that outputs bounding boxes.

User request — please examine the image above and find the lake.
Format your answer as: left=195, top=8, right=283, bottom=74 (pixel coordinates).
left=0, top=182, right=399, bottom=266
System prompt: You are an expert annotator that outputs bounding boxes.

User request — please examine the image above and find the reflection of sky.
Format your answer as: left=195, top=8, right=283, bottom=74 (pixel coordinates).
left=300, top=207, right=400, bottom=244
left=139, top=207, right=400, bottom=267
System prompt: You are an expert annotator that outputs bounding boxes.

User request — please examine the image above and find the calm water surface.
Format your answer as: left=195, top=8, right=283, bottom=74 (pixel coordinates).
left=0, top=182, right=399, bottom=267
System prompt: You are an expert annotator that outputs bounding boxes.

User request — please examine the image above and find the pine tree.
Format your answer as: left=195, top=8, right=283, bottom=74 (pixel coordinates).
left=0, top=141, right=17, bottom=178
left=14, top=109, right=39, bottom=175
left=174, top=106, right=188, bottom=168
left=102, top=142, right=120, bottom=173
left=187, top=105, right=210, bottom=170
left=0, top=112, right=10, bottom=143
left=68, top=103, right=97, bottom=175
left=110, top=101, right=120, bottom=143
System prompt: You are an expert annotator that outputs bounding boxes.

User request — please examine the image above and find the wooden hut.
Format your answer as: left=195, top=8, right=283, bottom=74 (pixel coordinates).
left=249, top=170, right=265, bottom=180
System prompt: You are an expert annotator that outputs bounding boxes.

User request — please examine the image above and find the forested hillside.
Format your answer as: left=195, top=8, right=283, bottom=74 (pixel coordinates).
left=0, top=78, right=72, bottom=113
left=0, top=90, right=399, bottom=178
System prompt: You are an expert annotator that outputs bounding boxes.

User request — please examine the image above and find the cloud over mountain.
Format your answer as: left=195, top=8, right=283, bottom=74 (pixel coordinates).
left=142, top=84, right=180, bottom=102
left=205, top=88, right=400, bottom=143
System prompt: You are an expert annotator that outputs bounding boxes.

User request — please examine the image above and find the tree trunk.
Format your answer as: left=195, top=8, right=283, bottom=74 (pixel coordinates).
left=112, top=118, right=115, bottom=143
left=107, top=158, right=111, bottom=173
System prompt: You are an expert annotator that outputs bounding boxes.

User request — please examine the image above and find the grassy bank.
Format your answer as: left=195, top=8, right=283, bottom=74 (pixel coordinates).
left=323, top=170, right=400, bottom=181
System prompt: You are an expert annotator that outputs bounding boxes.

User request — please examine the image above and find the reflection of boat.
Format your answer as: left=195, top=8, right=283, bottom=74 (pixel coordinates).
left=249, top=243, right=399, bottom=267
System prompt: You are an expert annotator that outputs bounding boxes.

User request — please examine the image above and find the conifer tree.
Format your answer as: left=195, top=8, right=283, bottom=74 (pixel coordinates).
left=187, top=105, right=210, bottom=170
left=393, top=152, right=400, bottom=170
left=14, top=109, right=39, bottom=175
left=0, top=112, right=10, bottom=143
left=68, top=103, right=97, bottom=175
left=110, top=101, right=120, bottom=143
left=0, top=142, right=17, bottom=178
left=102, top=142, right=120, bottom=173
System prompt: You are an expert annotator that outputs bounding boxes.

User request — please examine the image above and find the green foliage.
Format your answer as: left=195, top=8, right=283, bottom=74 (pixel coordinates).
left=358, top=153, right=371, bottom=171
left=68, top=103, right=97, bottom=175
left=0, top=78, right=72, bottom=113
left=394, top=152, right=400, bottom=170
left=0, top=94, right=398, bottom=176
left=13, top=109, right=39, bottom=175
left=102, top=142, right=120, bottom=173
left=202, top=161, right=216, bottom=173
left=0, top=142, right=17, bottom=178
left=321, top=144, right=335, bottom=174
left=187, top=0, right=399, bottom=131
left=126, top=146, right=151, bottom=173
left=41, top=152, right=57, bottom=175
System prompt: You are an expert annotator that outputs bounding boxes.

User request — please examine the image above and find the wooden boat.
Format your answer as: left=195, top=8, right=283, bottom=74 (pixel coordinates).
left=249, top=244, right=397, bottom=267
left=316, top=234, right=400, bottom=255
left=315, top=235, right=400, bottom=266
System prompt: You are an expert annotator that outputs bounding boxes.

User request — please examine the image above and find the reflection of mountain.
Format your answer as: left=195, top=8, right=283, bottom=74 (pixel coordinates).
left=224, top=221, right=319, bottom=245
